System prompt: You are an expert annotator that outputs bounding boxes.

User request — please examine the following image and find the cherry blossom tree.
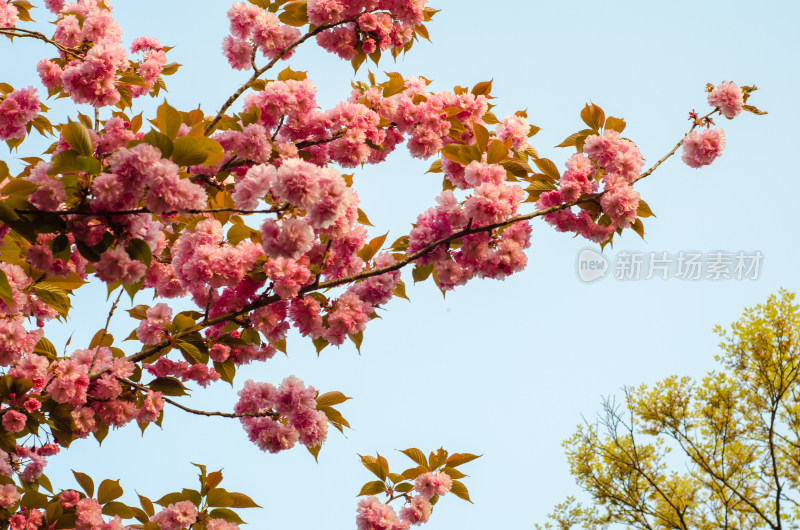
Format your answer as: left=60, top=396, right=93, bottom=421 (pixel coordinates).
left=0, top=0, right=765, bottom=528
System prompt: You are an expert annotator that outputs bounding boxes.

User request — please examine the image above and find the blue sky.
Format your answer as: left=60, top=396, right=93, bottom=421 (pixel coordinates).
left=2, top=0, right=799, bottom=527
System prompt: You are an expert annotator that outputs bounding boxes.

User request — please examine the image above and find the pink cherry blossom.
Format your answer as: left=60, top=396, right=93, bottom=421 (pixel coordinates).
left=0, top=86, right=39, bottom=140
left=681, top=128, right=726, bottom=168
left=708, top=81, right=744, bottom=118
left=0, top=0, right=18, bottom=27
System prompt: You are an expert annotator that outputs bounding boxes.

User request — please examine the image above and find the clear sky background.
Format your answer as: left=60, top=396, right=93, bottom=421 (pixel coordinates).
left=2, top=0, right=799, bottom=528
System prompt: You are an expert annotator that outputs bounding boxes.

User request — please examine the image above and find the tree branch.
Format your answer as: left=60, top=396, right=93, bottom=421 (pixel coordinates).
left=120, top=378, right=280, bottom=419
left=0, top=27, right=83, bottom=59
left=204, top=13, right=374, bottom=135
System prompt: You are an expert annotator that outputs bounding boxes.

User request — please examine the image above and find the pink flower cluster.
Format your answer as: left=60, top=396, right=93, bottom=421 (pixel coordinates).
left=681, top=128, right=726, bottom=168
left=150, top=500, right=198, bottom=529
left=129, top=36, right=167, bottom=97
left=407, top=185, right=531, bottom=291
left=538, top=129, right=644, bottom=242
left=222, top=2, right=301, bottom=70
left=36, top=1, right=166, bottom=106
left=91, top=143, right=207, bottom=214
left=26, top=162, right=67, bottom=211
left=0, top=444, right=59, bottom=485
left=0, top=483, right=19, bottom=508
left=0, top=0, right=18, bottom=28
left=378, top=78, right=488, bottom=160
left=3, top=345, right=166, bottom=440
left=708, top=81, right=743, bottom=119
left=0, top=87, right=39, bottom=140
left=356, top=472, right=452, bottom=529
left=0, top=318, right=42, bottom=367
left=136, top=303, right=172, bottom=345
left=495, top=114, right=530, bottom=151
left=311, top=0, right=427, bottom=60
left=145, top=358, right=222, bottom=388
left=235, top=376, right=328, bottom=453
left=171, top=218, right=263, bottom=305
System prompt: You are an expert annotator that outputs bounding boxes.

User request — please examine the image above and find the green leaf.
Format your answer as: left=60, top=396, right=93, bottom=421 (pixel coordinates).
left=177, top=340, right=204, bottom=364
left=555, top=132, right=581, bottom=149
left=307, top=444, right=321, bottom=462
left=148, top=377, right=189, bottom=396
left=392, top=279, right=409, bottom=301
left=471, top=79, right=493, bottom=97
left=441, top=466, right=467, bottom=479
left=209, top=508, right=245, bottom=525
left=228, top=492, right=261, bottom=509
left=429, top=448, right=448, bottom=469
left=127, top=305, right=150, bottom=320
left=400, top=466, right=426, bottom=480
left=533, top=158, right=560, bottom=181
left=315, top=391, right=351, bottom=407
left=72, top=471, right=94, bottom=497
left=486, top=139, right=507, bottom=164
left=39, top=273, right=87, bottom=292
left=20, top=490, right=48, bottom=509
left=358, top=480, right=386, bottom=496
left=98, top=479, right=124, bottom=504
left=172, top=136, right=225, bottom=166
left=1, top=178, right=38, bottom=197
left=449, top=479, right=473, bottom=503
left=278, top=0, right=309, bottom=27
left=77, top=155, right=101, bottom=174
left=62, top=121, right=93, bottom=156
left=604, top=116, right=626, bottom=133
left=357, top=208, right=373, bottom=227
left=637, top=200, right=655, bottom=218
left=33, top=283, right=70, bottom=317
left=102, top=501, right=134, bottom=519
left=581, top=103, right=605, bottom=132
left=214, top=359, right=236, bottom=386
left=141, top=130, right=173, bottom=159
left=138, top=494, right=155, bottom=516
left=400, top=448, right=428, bottom=469
left=445, top=452, right=481, bottom=467
left=33, top=337, right=58, bottom=359
left=157, top=100, right=182, bottom=139
left=440, top=144, right=472, bottom=166
left=161, top=63, right=182, bottom=76
left=412, top=264, right=434, bottom=283
left=312, top=337, right=329, bottom=354
left=0, top=268, right=13, bottom=310
left=47, top=150, right=83, bottom=175
left=155, top=492, right=189, bottom=507
left=395, top=482, right=414, bottom=493
left=125, top=238, right=152, bottom=268
left=207, top=488, right=234, bottom=507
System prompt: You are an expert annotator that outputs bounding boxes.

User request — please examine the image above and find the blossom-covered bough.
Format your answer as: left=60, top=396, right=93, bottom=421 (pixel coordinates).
left=0, top=0, right=765, bottom=528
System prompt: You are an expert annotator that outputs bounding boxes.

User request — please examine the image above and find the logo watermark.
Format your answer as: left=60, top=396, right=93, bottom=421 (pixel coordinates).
left=576, top=250, right=763, bottom=282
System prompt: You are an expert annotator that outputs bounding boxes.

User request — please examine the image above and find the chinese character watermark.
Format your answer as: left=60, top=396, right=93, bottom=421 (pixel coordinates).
left=576, top=250, right=763, bottom=282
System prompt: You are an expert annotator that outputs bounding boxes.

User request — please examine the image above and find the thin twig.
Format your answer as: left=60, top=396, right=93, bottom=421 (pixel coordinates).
left=0, top=27, right=83, bottom=59
left=89, top=289, right=124, bottom=372
left=635, top=108, right=719, bottom=184
left=120, top=378, right=280, bottom=419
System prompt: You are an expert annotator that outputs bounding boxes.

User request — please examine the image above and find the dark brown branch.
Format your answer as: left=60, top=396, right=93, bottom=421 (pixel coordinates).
left=120, top=378, right=280, bottom=419
left=15, top=206, right=286, bottom=217
left=124, top=197, right=587, bottom=365
left=0, top=27, right=83, bottom=59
